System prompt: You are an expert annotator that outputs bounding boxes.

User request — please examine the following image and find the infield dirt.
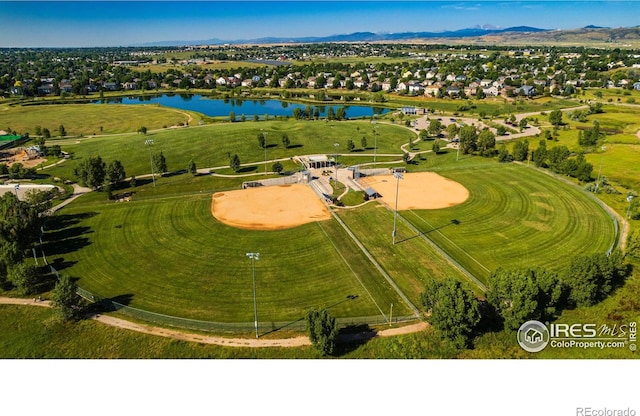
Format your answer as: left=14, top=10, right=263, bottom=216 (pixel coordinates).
left=359, top=172, right=469, bottom=210
left=212, top=183, right=331, bottom=230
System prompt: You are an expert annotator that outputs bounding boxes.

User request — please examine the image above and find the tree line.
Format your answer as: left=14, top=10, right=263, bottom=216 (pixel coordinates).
left=420, top=250, right=631, bottom=349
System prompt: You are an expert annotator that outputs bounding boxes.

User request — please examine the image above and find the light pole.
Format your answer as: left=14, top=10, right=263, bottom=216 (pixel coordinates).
left=333, top=142, right=339, bottom=188
left=246, top=252, right=260, bottom=338
left=392, top=171, right=403, bottom=244
left=596, top=145, right=606, bottom=192
left=13, top=184, right=20, bottom=218
left=145, top=139, right=156, bottom=187
left=627, top=195, right=635, bottom=219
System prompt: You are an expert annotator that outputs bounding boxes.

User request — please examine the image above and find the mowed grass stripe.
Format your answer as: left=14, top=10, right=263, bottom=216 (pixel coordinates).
left=316, top=221, right=407, bottom=319
left=48, top=194, right=395, bottom=322
left=336, top=204, right=470, bottom=304
left=407, top=164, right=616, bottom=282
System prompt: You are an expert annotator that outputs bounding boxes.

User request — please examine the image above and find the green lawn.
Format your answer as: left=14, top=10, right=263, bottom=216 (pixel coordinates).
left=44, top=119, right=416, bottom=180
left=0, top=103, right=197, bottom=136
left=402, top=163, right=617, bottom=283
left=44, top=174, right=412, bottom=324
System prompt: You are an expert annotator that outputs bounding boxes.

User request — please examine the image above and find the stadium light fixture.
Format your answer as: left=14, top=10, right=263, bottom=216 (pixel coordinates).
left=246, top=252, right=260, bottom=338
left=145, top=139, right=156, bottom=187
left=392, top=171, right=403, bottom=245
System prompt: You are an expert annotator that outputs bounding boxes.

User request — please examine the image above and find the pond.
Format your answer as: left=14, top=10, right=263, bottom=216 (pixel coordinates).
left=92, top=94, right=390, bottom=119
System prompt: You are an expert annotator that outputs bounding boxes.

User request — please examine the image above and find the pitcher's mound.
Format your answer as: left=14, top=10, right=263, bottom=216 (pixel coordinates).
left=212, top=184, right=331, bottom=230
left=359, top=172, right=469, bottom=210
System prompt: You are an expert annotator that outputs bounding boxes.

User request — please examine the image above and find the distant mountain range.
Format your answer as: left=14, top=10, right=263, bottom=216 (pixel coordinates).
left=136, top=24, right=640, bottom=47
left=137, top=25, right=548, bottom=46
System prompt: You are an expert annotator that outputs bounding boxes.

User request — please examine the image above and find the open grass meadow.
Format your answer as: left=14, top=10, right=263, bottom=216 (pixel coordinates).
left=44, top=119, right=416, bottom=180
left=0, top=103, right=197, bottom=136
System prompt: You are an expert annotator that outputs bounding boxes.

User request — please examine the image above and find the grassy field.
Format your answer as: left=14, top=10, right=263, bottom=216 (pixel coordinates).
left=44, top=119, right=416, bottom=180
left=0, top=103, right=197, bottom=136
left=401, top=162, right=617, bottom=283
left=44, top=173, right=412, bottom=323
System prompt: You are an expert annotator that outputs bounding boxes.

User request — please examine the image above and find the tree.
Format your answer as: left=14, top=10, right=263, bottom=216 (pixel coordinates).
left=512, top=140, right=529, bottom=162
left=626, top=231, right=640, bottom=261
left=458, top=125, right=478, bottom=154
left=496, top=125, right=507, bottom=136
left=563, top=253, right=627, bottom=307
left=281, top=134, right=290, bottom=149
left=138, top=126, right=147, bottom=135
left=42, top=128, right=51, bottom=139
left=428, top=119, right=443, bottom=136
left=477, top=129, right=496, bottom=157
left=74, top=155, right=106, bottom=190
left=188, top=159, right=197, bottom=175
left=445, top=123, right=459, bottom=140
left=497, top=144, right=512, bottom=162
left=549, top=109, right=563, bottom=126
left=257, top=133, right=266, bottom=149
left=487, top=268, right=564, bottom=330
left=546, top=145, right=570, bottom=173
left=153, top=152, right=168, bottom=175
left=229, top=154, right=241, bottom=172
left=306, top=309, right=339, bottom=356
left=51, top=275, right=83, bottom=321
left=8, top=261, right=40, bottom=295
left=272, top=161, right=283, bottom=174
left=360, top=136, right=367, bottom=149
left=106, top=159, right=126, bottom=184
left=532, top=140, right=547, bottom=167
left=58, top=124, right=66, bottom=137
left=432, top=140, right=441, bottom=154
left=347, top=139, right=355, bottom=152
left=229, top=111, right=236, bottom=122
left=421, top=278, right=480, bottom=348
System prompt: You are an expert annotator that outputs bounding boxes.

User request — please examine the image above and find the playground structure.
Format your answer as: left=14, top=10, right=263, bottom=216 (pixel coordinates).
left=0, top=146, right=45, bottom=169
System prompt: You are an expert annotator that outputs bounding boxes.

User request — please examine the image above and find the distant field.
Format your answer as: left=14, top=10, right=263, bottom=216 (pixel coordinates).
left=0, top=103, right=195, bottom=136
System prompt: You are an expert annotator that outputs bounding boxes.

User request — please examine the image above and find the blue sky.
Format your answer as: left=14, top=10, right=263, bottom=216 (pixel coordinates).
left=0, top=1, right=638, bottom=47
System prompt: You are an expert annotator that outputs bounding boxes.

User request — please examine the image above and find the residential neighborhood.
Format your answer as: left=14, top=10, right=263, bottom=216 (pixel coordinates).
left=2, top=44, right=640, bottom=101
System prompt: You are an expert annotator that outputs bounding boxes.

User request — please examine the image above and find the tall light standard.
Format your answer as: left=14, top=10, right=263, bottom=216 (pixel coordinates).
left=392, top=171, right=403, bottom=244
left=333, top=142, right=339, bottom=188
left=246, top=252, right=260, bottom=338
left=596, top=145, right=606, bottom=192
left=145, top=139, right=156, bottom=187
left=261, top=130, right=268, bottom=175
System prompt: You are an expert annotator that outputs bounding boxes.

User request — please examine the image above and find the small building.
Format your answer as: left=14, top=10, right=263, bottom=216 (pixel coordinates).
left=364, top=188, right=381, bottom=200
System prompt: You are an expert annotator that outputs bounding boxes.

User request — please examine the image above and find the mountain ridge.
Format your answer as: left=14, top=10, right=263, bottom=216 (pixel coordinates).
left=135, top=25, right=548, bottom=46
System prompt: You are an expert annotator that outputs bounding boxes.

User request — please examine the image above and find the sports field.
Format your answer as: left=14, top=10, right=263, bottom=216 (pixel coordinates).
left=44, top=156, right=617, bottom=326
left=44, top=179, right=413, bottom=322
